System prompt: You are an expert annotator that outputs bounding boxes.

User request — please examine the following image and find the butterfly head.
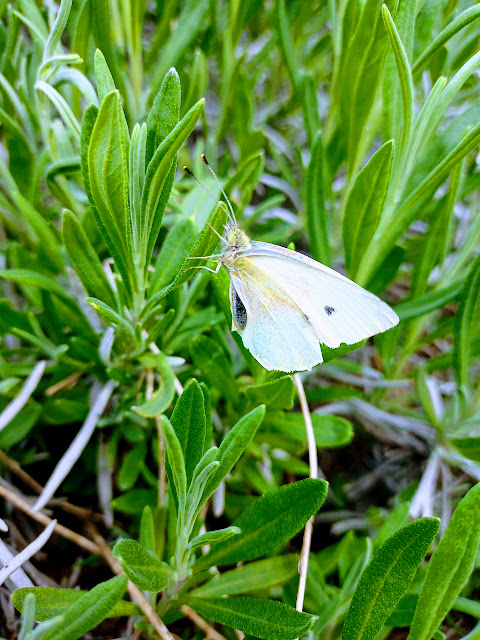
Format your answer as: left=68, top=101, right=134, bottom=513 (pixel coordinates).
left=220, top=223, right=251, bottom=268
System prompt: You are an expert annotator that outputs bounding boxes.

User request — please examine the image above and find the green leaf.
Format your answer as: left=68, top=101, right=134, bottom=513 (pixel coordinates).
left=408, top=483, right=480, bottom=640
left=80, top=102, right=98, bottom=199
left=39, top=576, right=127, bottom=640
left=178, top=201, right=229, bottom=283
left=146, top=67, right=181, bottom=164
left=169, top=378, right=206, bottom=485
left=382, top=0, right=416, bottom=142
left=321, top=341, right=368, bottom=364
left=185, top=596, right=316, bottom=640
left=0, top=402, right=41, bottom=449
left=140, top=505, right=156, bottom=553
left=382, top=5, right=414, bottom=154
left=450, top=436, right=480, bottom=463
left=148, top=0, right=209, bottom=93
left=342, top=0, right=397, bottom=174
left=453, top=254, right=480, bottom=389
left=263, top=411, right=353, bottom=449
left=192, top=555, right=299, bottom=597
left=141, top=203, right=228, bottom=322
left=245, top=376, right=295, bottom=410
left=190, top=335, right=238, bottom=403
left=305, top=130, right=330, bottom=265
left=63, top=211, right=117, bottom=309
left=342, top=518, right=440, bottom=640
left=10, top=190, right=63, bottom=273
left=275, top=0, right=301, bottom=90
left=411, top=166, right=462, bottom=299
left=87, top=297, right=132, bottom=335
left=413, top=6, right=480, bottom=75
left=141, top=98, right=204, bottom=267
left=112, top=489, right=157, bottom=515
left=359, top=116, right=480, bottom=285
left=299, top=72, right=321, bottom=148
left=0, top=270, right=73, bottom=305
left=149, top=216, right=197, bottom=295
left=343, top=140, right=394, bottom=278
left=161, top=415, right=187, bottom=512
left=118, top=440, right=147, bottom=491
left=112, top=539, right=172, bottom=592
left=12, top=587, right=139, bottom=621
left=94, top=49, right=115, bottom=104
left=224, top=151, right=264, bottom=209
left=201, top=405, right=266, bottom=504
left=189, top=526, right=241, bottom=551
left=42, top=0, right=71, bottom=63
left=183, top=48, right=208, bottom=115
left=129, top=123, right=147, bottom=253
left=374, top=501, right=411, bottom=550
left=393, top=280, right=463, bottom=321
left=134, top=352, right=175, bottom=417
left=197, top=478, right=328, bottom=568
left=87, top=90, right=134, bottom=298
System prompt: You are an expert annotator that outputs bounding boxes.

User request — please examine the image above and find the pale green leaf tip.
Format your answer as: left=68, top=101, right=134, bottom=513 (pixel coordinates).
left=167, top=67, right=180, bottom=79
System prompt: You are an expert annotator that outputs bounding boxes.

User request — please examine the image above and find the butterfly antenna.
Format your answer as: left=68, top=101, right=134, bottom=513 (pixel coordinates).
left=183, top=165, right=219, bottom=208
left=207, top=222, right=228, bottom=245
left=201, top=154, right=238, bottom=226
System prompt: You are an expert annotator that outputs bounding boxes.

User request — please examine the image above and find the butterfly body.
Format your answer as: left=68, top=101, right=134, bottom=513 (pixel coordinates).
left=216, top=223, right=399, bottom=373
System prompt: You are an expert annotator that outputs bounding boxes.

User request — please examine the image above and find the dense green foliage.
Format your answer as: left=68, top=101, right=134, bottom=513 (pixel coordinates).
left=1, top=0, right=480, bottom=639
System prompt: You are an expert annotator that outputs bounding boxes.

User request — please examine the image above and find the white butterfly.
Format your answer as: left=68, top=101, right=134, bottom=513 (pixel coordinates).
left=194, top=157, right=399, bottom=373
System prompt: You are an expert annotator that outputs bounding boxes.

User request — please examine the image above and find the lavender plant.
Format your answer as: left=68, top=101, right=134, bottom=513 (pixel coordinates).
left=0, top=0, right=480, bottom=639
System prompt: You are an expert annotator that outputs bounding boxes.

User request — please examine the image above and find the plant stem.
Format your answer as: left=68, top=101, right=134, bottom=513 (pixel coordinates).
left=293, top=373, right=322, bottom=619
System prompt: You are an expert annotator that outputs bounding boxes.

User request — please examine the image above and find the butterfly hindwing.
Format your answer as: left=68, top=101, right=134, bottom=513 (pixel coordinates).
left=229, top=269, right=323, bottom=372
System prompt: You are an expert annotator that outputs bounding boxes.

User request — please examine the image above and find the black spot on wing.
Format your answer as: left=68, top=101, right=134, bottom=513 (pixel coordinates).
left=232, top=288, right=247, bottom=330
left=325, top=306, right=335, bottom=316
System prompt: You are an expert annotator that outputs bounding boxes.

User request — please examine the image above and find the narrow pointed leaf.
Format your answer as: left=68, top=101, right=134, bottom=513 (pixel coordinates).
left=134, top=352, right=175, bottom=417
left=408, top=483, right=480, bottom=640
left=343, top=140, right=394, bottom=277
left=342, top=517, right=440, bottom=640
left=12, top=587, right=139, bottom=620
left=41, top=576, right=127, bottom=640
left=169, top=378, right=206, bottom=484
left=454, top=254, right=480, bottom=389
left=113, top=539, right=172, bottom=592
left=192, top=555, right=299, bottom=597
left=184, top=596, right=317, bottom=640
left=305, top=130, right=330, bottom=265
left=197, top=478, right=328, bottom=568
left=201, top=405, right=265, bottom=504
left=63, top=211, right=117, bottom=309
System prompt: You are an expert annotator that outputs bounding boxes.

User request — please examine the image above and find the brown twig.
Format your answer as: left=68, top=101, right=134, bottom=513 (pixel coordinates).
left=1, top=480, right=177, bottom=640
left=86, top=523, right=176, bottom=640
left=0, top=483, right=99, bottom=555
left=180, top=605, right=228, bottom=640
left=0, top=450, right=104, bottom=523
left=44, top=371, right=82, bottom=396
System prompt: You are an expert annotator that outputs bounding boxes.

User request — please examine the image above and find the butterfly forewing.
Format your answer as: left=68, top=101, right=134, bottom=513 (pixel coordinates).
left=236, top=241, right=399, bottom=350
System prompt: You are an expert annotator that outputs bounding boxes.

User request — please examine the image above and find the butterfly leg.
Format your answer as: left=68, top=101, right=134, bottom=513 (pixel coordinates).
left=185, top=254, right=222, bottom=260
left=183, top=262, right=222, bottom=274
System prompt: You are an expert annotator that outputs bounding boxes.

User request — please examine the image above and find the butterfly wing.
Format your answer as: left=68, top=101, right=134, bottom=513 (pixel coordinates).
left=238, top=241, right=399, bottom=349
left=229, top=265, right=322, bottom=372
